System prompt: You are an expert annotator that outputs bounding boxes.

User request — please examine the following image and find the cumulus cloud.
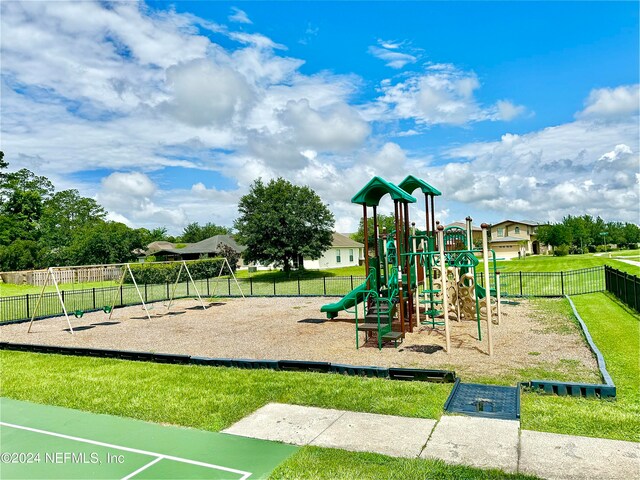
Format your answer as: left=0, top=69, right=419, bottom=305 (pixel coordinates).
left=437, top=117, right=640, bottom=222
left=577, top=84, right=640, bottom=120
left=97, top=172, right=187, bottom=228
left=278, top=99, right=371, bottom=151
left=370, top=63, right=526, bottom=125
left=161, top=59, right=254, bottom=127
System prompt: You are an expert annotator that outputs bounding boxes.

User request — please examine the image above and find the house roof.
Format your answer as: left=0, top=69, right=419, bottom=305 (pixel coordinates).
left=147, top=241, right=176, bottom=253
left=148, top=235, right=246, bottom=256
left=398, top=175, right=441, bottom=196
left=491, top=219, right=540, bottom=227
left=332, top=232, right=364, bottom=248
left=446, top=222, right=482, bottom=232
left=351, top=176, right=416, bottom=207
left=489, top=236, right=526, bottom=243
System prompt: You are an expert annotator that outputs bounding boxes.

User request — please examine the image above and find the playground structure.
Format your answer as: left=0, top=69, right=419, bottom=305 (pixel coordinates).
left=26, top=258, right=243, bottom=334
left=321, top=175, right=502, bottom=355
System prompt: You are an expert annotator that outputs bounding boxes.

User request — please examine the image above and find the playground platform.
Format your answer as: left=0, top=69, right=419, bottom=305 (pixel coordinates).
left=224, top=403, right=640, bottom=480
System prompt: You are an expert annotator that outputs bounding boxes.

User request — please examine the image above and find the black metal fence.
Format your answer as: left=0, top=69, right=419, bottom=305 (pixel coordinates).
left=0, top=275, right=367, bottom=324
left=604, top=266, right=639, bottom=312
left=0, top=266, right=616, bottom=324
left=495, top=266, right=605, bottom=297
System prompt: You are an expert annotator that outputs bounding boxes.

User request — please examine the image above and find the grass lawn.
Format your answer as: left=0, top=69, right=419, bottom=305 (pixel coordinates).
left=495, top=253, right=639, bottom=275
left=0, top=280, right=120, bottom=297
left=0, top=352, right=539, bottom=479
left=520, top=292, right=640, bottom=442
left=270, top=447, right=536, bottom=479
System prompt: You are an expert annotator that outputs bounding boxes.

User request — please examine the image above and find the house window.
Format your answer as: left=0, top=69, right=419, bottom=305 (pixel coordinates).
left=515, top=226, right=520, bottom=234
left=349, top=249, right=354, bottom=262
left=497, top=228, right=504, bottom=237
left=336, top=249, right=341, bottom=263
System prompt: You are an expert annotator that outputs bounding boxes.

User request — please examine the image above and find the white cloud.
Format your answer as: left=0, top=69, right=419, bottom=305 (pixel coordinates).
left=161, top=59, right=254, bottom=127
left=228, top=7, right=252, bottom=24
left=278, top=99, right=371, bottom=151
left=370, top=64, right=526, bottom=125
left=578, top=84, right=640, bottom=120
left=438, top=117, right=640, bottom=222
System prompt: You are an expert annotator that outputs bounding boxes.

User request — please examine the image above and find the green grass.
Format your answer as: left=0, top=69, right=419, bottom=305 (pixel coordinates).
left=0, top=352, right=451, bottom=430
left=269, top=446, right=538, bottom=479
left=496, top=254, right=639, bottom=275
left=0, top=352, right=538, bottom=479
left=520, top=292, right=640, bottom=442
left=0, top=280, right=120, bottom=297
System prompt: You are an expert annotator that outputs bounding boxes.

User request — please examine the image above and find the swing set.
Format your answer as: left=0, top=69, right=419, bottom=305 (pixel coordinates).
left=26, top=259, right=243, bottom=334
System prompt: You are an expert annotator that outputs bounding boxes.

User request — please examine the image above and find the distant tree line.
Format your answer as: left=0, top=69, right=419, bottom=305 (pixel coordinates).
left=0, top=152, right=334, bottom=273
left=0, top=152, right=231, bottom=271
left=537, top=215, right=640, bottom=254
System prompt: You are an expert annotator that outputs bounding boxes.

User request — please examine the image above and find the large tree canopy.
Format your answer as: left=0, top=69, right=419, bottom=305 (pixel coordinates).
left=179, top=222, right=231, bottom=243
left=234, top=178, right=334, bottom=272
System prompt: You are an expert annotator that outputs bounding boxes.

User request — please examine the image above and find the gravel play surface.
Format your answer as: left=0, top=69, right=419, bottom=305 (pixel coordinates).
left=1, top=297, right=600, bottom=381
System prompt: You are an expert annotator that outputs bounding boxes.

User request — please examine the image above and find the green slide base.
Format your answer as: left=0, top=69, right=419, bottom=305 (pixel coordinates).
left=320, top=282, right=368, bottom=319
left=0, top=398, right=297, bottom=479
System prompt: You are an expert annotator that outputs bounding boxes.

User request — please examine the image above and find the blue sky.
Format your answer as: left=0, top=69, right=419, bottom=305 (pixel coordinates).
left=1, top=1, right=638, bottom=234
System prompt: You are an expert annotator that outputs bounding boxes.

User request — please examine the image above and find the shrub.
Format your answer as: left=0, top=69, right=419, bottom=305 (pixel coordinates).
left=595, top=245, right=608, bottom=253
left=587, top=245, right=597, bottom=253
left=553, top=244, right=570, bottom=256
left=125, top=258, right=228, bottom=284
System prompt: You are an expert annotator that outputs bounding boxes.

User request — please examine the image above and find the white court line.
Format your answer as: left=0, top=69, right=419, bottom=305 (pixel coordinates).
left=0, top=422, right=252, bottom=480
left=121, top=457, right=162, bottom=480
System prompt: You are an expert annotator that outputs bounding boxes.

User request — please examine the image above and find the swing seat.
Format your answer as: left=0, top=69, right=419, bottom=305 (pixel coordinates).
left=102, top=306, right=112, bottom=314
left=73, top=310, right=84, bottom=318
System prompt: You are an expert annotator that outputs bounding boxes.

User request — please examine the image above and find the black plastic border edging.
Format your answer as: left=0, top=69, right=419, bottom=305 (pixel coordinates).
left=526, top=295, right=617, bottom=399
left=0, top=342, right=456, bottom=383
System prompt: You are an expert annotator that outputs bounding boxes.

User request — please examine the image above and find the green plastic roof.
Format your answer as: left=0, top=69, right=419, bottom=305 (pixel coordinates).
left=351, top=176, right=417, bottom=206
left=398, top=175, right=442, bottom=196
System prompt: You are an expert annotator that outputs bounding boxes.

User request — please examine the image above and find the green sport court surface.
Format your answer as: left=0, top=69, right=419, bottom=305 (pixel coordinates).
left=0, top=398, right=298, bottom=479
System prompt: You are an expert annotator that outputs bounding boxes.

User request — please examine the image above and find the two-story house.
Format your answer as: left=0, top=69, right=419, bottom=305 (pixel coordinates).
left=488, top=220, right=550, bottom=260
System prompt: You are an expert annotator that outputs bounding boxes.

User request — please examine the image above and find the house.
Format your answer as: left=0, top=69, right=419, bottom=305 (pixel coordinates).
left=303, top=232, right=364, bottom=269
left=488, top=220, right=550, bottom=260
left=147, top=235, right=247, bottom=265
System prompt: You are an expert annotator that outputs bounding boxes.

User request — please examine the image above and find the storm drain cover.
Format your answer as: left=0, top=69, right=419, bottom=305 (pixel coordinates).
left=444, top=380, right=520, bottom=420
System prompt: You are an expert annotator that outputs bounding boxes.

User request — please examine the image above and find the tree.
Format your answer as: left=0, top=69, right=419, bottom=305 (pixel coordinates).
left=234, top=178, right=334, bottom=272
left=180, top=222, right=232, bottom=243
left=352, top=213, right=396, bottom=250
left=66, top=222, right=146, bottom=265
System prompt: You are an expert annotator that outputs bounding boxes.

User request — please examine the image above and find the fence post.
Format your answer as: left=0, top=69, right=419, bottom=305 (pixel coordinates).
left=250, top=276, right=253, bottom=296
left=273, top=278, right=276, bottom=296
left=561, top=271, right=565, bottom=296
left=187, top=280, right=190, bottom=296
left=350, top=275, right=354, bottom=290
left=166, top=282, right=170, bottom=300
left=519, top=272, right=523, bottom=296
left=323, top=276, right=327, bottom=295
left=634, top=275, right=638, bottom=311
left=120, top=285, right=123, bottom=306
left=144, top=283, right=148, bottom=302
left=228, top=277, right=231, bottom=296
left=92, top=288, right=96, bottom=309
left=207, top=277, right=210, bottom=296
left=25, top=293, right=30, bottom=319
left=297, top=277, right=301, bottom=295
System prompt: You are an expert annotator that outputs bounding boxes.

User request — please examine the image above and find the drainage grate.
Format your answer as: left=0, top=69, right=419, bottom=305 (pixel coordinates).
left=444, top=380, right=520, bottom=420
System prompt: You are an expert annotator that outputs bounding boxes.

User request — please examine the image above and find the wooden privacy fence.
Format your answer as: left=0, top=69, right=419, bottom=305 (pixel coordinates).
left=604, top=265, right=639, bottom=312
left=1, top=267, right=123, bottom=287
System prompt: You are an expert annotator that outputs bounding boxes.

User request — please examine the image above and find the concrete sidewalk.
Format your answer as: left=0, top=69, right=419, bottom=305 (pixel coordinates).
left=223, top=403, right=640, bottom=480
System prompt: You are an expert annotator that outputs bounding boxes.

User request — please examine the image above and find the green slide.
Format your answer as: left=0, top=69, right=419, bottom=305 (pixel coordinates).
left=475, top=284, right=497, bottom=299
left=321, top=282, right=368, bottom=319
